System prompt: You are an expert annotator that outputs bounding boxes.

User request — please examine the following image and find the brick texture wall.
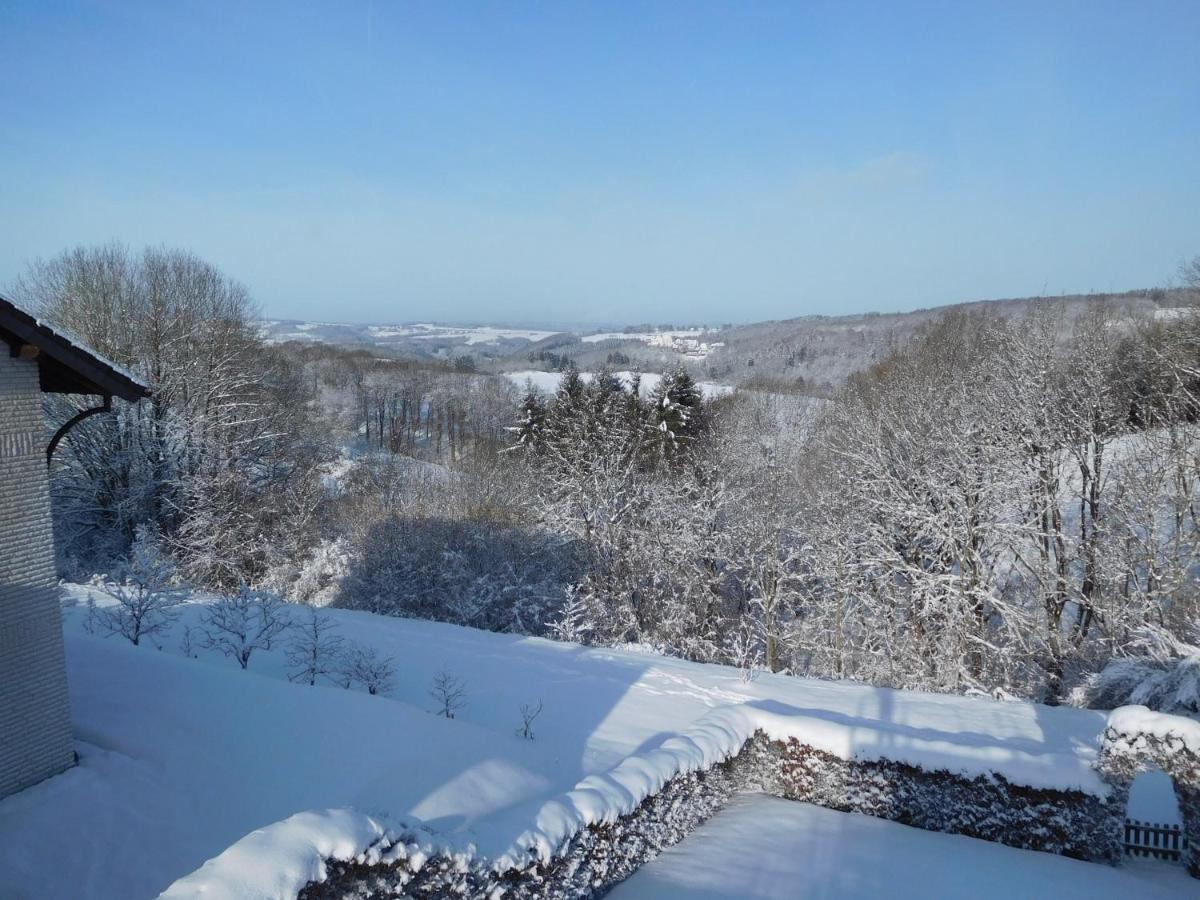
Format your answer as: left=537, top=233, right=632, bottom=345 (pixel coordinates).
left=0, top=351, right=74, bottom=799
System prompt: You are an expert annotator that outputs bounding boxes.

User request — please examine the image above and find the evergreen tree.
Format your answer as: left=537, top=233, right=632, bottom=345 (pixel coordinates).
left=508, top=382, right=548, bottom=453
left=647, top=366, right=705, bottom=464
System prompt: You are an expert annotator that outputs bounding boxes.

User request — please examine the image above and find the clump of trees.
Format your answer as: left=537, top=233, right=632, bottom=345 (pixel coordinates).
left=506, top=288, right=1200, bottom=705
left=16, top=243, right=327, bottom=588
left=781, top=303, right=1200, bottom=702
left=26, top=240, right=1200, bottom=711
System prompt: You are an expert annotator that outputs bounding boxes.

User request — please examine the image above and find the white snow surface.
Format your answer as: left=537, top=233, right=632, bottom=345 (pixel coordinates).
left=1107, top=704, right=1200, bottom=752
left=580, top=328, right=707, bottom=344
left=258, top=320, right=558, bottom=346
left=0, top=588, right=1165, bottom=899
left=503, top=369, right=734, bottom=400
left=160, top=810, right=390, bottom=900
left=608, top=793, right=1197, bottom=900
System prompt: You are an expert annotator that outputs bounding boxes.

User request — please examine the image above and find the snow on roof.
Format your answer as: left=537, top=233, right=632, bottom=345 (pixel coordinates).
left=0, top=294, right=149, bottom=399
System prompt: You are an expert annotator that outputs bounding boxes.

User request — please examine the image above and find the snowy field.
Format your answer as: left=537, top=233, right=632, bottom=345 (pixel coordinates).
left=609, top=794, right=1196, bottom=900
left=580, top=328, right=708, bottom=344
left=257, top=320, right=559, bottom=347
left=578, top=328, right=724, bottom=358
left=0, top=588, right=1185, bottom=899
left=503, top=369, right=735, bottom=399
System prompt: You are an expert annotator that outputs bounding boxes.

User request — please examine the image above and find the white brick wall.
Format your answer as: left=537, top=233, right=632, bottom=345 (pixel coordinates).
left=0, top=351, right=74, bottom=799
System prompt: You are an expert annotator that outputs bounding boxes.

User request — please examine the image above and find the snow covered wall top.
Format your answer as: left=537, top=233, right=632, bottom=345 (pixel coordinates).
left=161, top=698, right=1113, bottom=899
left=492, top=701, right=1111, bottom=870
left=1105, top=705, right=1200, bottom=754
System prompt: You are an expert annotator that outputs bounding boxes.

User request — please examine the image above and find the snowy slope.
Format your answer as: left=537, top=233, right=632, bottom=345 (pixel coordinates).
left=609, top=794, right=1196, bottom=900
left=0, top=589, right=1172, bottom=899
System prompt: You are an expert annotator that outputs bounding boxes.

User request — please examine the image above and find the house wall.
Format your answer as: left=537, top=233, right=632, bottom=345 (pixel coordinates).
left=0, top=351, right=73, bottom=799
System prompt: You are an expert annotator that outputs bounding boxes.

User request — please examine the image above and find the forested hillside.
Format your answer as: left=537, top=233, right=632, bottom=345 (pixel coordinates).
left=12, top=243, right=1200, bottom=712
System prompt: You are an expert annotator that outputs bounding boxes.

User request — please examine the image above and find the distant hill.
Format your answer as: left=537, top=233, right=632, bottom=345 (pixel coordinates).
left=698, top=288, right=1196, bottom=393
left=259, top=287, right=1196, bottom=390
left=256, top=319, right=568, bottom=361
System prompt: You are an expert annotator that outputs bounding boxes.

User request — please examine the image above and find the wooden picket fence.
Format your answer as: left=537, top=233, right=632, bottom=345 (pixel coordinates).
left=1124, top=818, right=1187, bottom=862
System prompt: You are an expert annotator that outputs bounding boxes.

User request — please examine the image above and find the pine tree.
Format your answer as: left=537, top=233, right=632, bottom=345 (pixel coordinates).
left=647, top=366, right=705, bottom=464
left=508, top=382, right=548, bottom=453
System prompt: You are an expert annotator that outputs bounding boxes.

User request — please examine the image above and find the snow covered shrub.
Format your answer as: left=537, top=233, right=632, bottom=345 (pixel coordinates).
left=1073, top=629, right=1200, bottom=717
left=338, top=515, right=577, bottom=634
left=516, top=700, right=543, bottom=740
left=298, top=725, right=1132, bottom=898
left=89, top=529, right=187, bottom=647
left=546, top=587, right=594, bottom=644
left=286, top=607, right=345, bottom=686
left=264, top=538, right=351, bottom=607
left=200, top=586, right=293, bottom=669
left=337, top=643, right=395, bottom=695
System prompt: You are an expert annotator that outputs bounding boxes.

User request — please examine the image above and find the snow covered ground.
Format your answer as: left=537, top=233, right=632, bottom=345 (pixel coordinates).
left=609, top=794, right=1196, bottom=900
left=580, top=328, right=707, bottom=345
left=0, top=588, right=1185, bottom=898
left=579, top=328, right=724, bottom=358
left=257, top=320, right=560, bottom=348
left=503, top=369, right=734, bottom=400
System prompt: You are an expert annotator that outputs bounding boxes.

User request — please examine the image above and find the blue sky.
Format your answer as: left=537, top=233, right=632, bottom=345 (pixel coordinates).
left=2, top=1, right=1197, bottom=325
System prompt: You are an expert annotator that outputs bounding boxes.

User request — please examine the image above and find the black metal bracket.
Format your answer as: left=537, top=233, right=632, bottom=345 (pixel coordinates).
left=46, top=394, right=112, bottom=466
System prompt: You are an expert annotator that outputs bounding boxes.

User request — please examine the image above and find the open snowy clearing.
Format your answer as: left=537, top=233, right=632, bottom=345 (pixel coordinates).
left=608, top=793, right=1196, bottom=900
left=0, top=588, right=1182, bottom=898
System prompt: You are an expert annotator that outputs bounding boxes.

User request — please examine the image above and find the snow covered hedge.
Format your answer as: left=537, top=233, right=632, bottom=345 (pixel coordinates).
left=167, top=704, right=1138, bottom=898
left=756, top=736, right=1124, bottom=863
left=1097, top=705, right=1200, bottom=876
left=294, top=731, right=1129, bottom=897
left=301, top=760, right=744, bottom=899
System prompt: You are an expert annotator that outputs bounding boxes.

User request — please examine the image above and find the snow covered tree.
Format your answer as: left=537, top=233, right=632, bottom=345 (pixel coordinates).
left=645, top=366, right=705, bottom=465
left=1074, top=627, right=1200, bottom=717
left=17, top=242, right=331, bottom=588
left=507, top=382, right=548, bottom=454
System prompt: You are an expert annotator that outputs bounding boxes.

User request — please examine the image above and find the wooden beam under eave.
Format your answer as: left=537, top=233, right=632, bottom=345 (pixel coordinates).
left=17, top=343, right=39, bottom=360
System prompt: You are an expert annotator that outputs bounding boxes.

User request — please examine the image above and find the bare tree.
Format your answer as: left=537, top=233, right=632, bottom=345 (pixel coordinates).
left=338, top=642, right=395, bottom=695
left=286, top=607, right=344, bottom=685
left=1180, top=254, right=1200, bottom=297
left=89, top=528, right=186, bottom=647
left=516, top=700, right=543, bottom=740
left=199, top=586, right=292, bottom=669
left=430, top=670, right=467, bottom=718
